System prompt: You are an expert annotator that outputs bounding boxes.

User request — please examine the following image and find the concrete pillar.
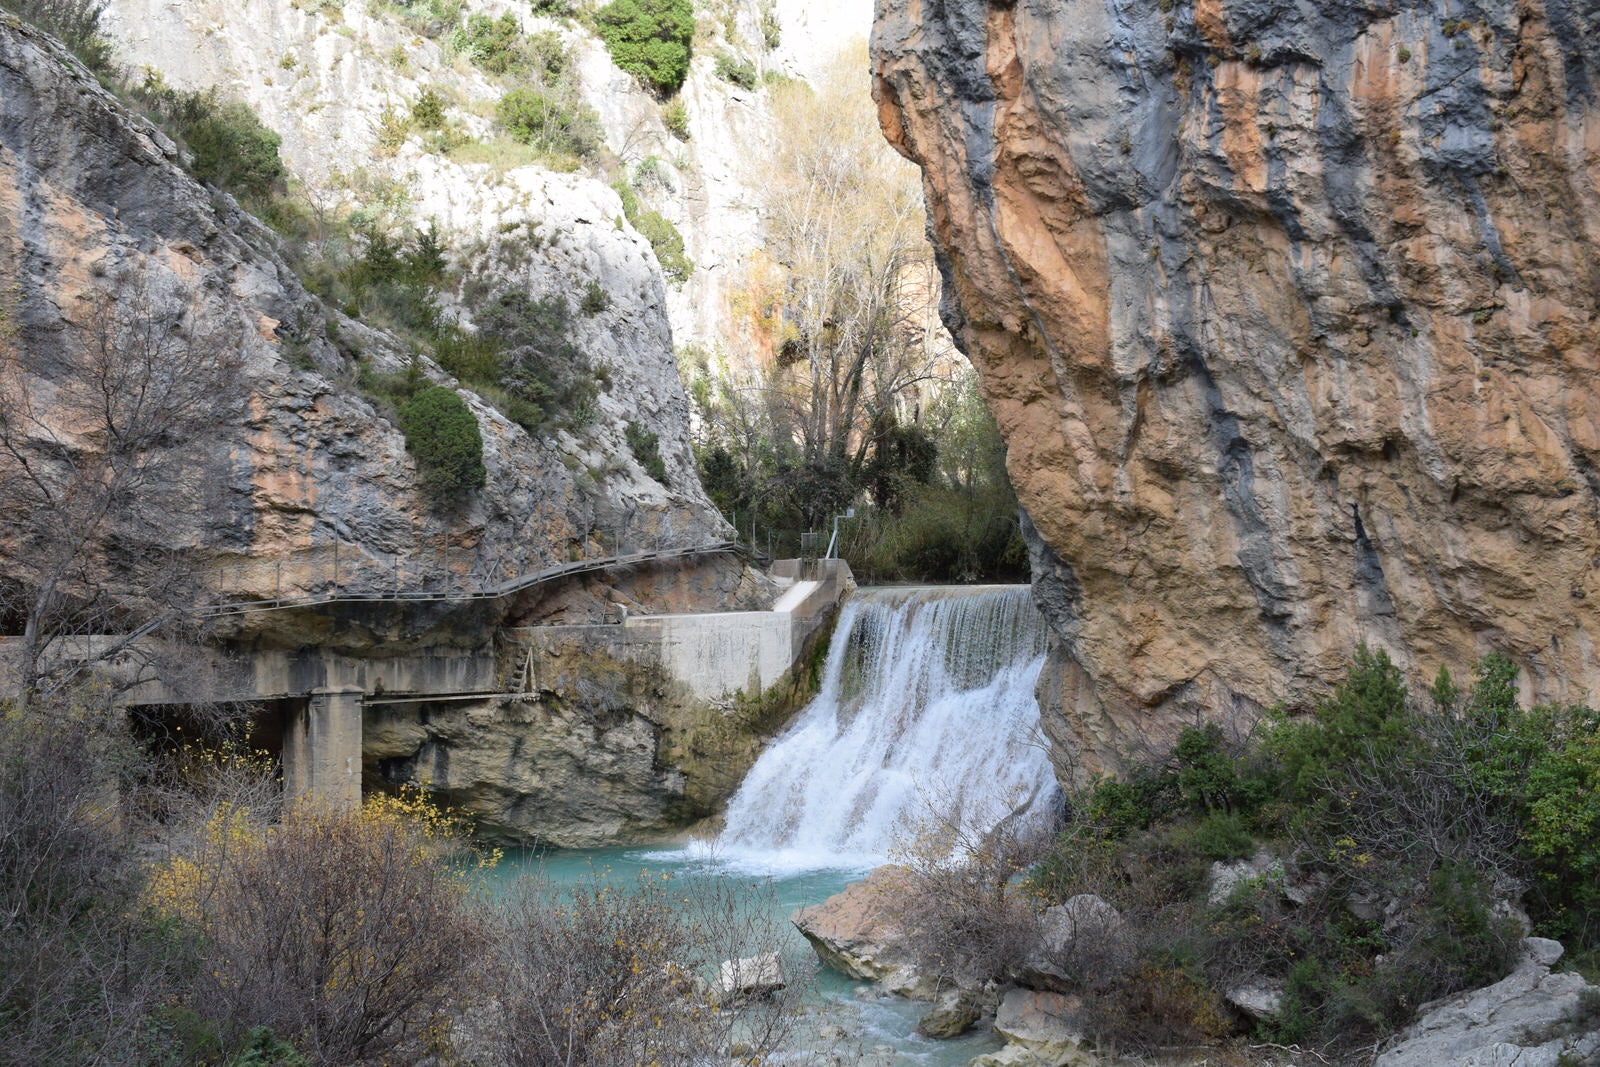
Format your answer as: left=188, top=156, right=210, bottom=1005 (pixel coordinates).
left=282, top=686, right=364, bottom=811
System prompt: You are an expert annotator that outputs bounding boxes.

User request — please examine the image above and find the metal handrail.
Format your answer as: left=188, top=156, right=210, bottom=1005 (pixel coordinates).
left=198, top=541, right=743, bottom=618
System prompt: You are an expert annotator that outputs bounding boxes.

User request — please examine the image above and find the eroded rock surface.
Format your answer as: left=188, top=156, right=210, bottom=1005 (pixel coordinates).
left=1374, top=937, right=1600, bottom=1067
left=874, top=0, right=1600, bottom=773
left=0, top=12, right=727, bottom=648
left=791, top=865, right=936, bottom=998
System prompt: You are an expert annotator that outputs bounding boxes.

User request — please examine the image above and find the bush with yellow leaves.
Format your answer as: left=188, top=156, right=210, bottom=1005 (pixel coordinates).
left=148, top=789, right=488, bottom=1066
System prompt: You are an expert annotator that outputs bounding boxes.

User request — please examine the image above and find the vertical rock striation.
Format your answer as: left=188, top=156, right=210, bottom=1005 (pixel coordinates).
left=873, top=0, right=1600, bottom=770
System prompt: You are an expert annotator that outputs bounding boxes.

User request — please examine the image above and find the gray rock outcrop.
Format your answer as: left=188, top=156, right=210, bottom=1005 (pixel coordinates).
left=0, top=10, right=726, bottom=627
left=1018, top=894, right=1124, bottom=993
left=1374, top=938, right=1600, bottom=1067
left=969, top=989, right=1098, bottom=1067
left=715, top=951, right=786, bottom=999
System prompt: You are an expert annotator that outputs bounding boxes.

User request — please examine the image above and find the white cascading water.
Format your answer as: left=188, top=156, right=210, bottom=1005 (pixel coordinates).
left=706, top=586, right=1060, bottom=872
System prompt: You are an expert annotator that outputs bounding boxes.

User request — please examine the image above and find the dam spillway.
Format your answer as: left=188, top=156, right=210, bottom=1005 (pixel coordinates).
left=711, top=585, right=1060, bottom=871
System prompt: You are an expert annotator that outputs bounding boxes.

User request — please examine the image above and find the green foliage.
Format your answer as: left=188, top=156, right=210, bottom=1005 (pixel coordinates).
left=625, top=422, right=668, bottom=485
left=661, top=97, right=690, bottom=139
left=1185, top=811, right=1254, bottom=860
left=529, top=0, right=575, bottom=14
left=1, top=0, right=115, bottom=74
left=376, top=0, right=464, bottom=35
left=465, top=288, right=598, bottom=431
left=183, top=102, right=286, bottom=200
left=226, top=1027, right=308, bottom=1067
left=592, top=0, right=694, bottom=95
left=862, top=416, right=937, bottom=511
left=398, top=386, right=486, bottom=503
left=300, top=222, right=447, bottom=336
left=713, top=50, right=757, bottom=89
left=410, top=88, right=446, bottom=129
left=579, top=280, right=610, bottom=315
left=1268, top=863, right=1520, bottom=1049
left=838, top=484, right=1028, bottom=584
left=633, top=209, right=692, bottom=284
left=450, top=12, right=534, bottom=75
left=613, top=179, right=693, bottom=285
left=1018, top=648, right=1600, bottom=1058
left=1511, top=702, right=1600, bottom=945
left=693, top=370, right=1026, bottom=582
left=1264, top=643, right=1412, bottom=802
left=495, top=86, right=603, bottom=162
left=758, top=0, right=780, bottom=49
left=130, top=79, right=286, bottom=202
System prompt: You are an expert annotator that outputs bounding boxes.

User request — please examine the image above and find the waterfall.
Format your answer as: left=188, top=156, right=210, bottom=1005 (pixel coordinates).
left=706, top=586, right=1060, bottom=872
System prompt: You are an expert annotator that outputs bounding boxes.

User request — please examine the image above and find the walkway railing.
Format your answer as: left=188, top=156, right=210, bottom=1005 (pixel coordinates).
left=198, top=541, right=744, bottom=619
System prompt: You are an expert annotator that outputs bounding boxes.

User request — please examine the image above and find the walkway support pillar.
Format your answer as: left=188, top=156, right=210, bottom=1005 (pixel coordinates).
left=283, top=686, right=364, bottom=810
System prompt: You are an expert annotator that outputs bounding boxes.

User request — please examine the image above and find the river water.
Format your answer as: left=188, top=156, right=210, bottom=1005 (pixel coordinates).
left=481, top=586, right=1060, bottom=1064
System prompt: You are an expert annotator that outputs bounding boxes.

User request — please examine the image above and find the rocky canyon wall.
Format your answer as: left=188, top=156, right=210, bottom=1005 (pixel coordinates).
left=0, top=12, right=729, bottom=645
left=874, top=0, right=1600, bottom=771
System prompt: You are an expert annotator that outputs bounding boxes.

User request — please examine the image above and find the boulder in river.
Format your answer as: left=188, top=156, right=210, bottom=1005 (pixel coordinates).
left=715, top=951, right=786, bottom=999
left=790, top=865, right=935, bottom=999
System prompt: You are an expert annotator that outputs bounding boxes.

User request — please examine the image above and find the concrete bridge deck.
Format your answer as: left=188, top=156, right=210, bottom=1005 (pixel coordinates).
left=3, top=550, right=852, bottom=811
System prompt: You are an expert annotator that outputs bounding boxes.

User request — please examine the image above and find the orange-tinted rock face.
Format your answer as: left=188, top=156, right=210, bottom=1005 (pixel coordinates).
left=874, top=0, right=1600, bottom=772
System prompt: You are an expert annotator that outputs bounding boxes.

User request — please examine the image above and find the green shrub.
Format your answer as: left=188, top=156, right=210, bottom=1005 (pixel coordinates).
left=410, top=88, right=446, bottom=129
left=132, top=82, right=286, bottom=202
left=633, top=209, right=692, bottom=284
left=592, top=0, right=693, bottom=95
left=1185, top=812, right=1254, bottom=860
left=450, top=12, right=541, bottom=76
left=758, top=0, right=780, bottom=49
left=612, top=179, right=693, bottom=285
left=1512, top=702, right=1600, bottom=945
left=376, top=0, right=463, bottom=34
left=398, top=386, right=486, bottom=503
left=470, top=289, right=598, bottom=430
left=661, top=97, right=690, bottom=139
left=2, top=0, right=115, bottom=74
left=495, top=86, right=603, bottom=161
left=625, top=423, right=668, bottom=485
left=713, top=51, right=757, bottom=89
left=1264, top=643, right=1413, bottom=803
left=579, top=281, right=610, bottom=315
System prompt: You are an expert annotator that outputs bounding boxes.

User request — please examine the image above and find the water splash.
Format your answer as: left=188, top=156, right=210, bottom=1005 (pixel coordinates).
left=703, top=586, right=1060, bottom=873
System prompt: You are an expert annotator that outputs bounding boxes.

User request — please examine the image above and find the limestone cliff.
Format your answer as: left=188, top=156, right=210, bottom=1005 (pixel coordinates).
left=0, top=12, right=729, bottom=639
left=97, top=0, right=871, bottom=366
left=873, top=0, right=1600, bottom=769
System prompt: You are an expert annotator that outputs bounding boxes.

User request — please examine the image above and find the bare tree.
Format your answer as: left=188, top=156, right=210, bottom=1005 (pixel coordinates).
left=0, top=274, right=245, bottom=707
left=0, top=691, right=181, bottom=1067
left=485, top=867, right=810, bottom=1067
left=712, top=46, right=956, bottom=493
left=148, top=794, right=487, bottom=1066
left=889, top=786, right=1056, bottom=990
